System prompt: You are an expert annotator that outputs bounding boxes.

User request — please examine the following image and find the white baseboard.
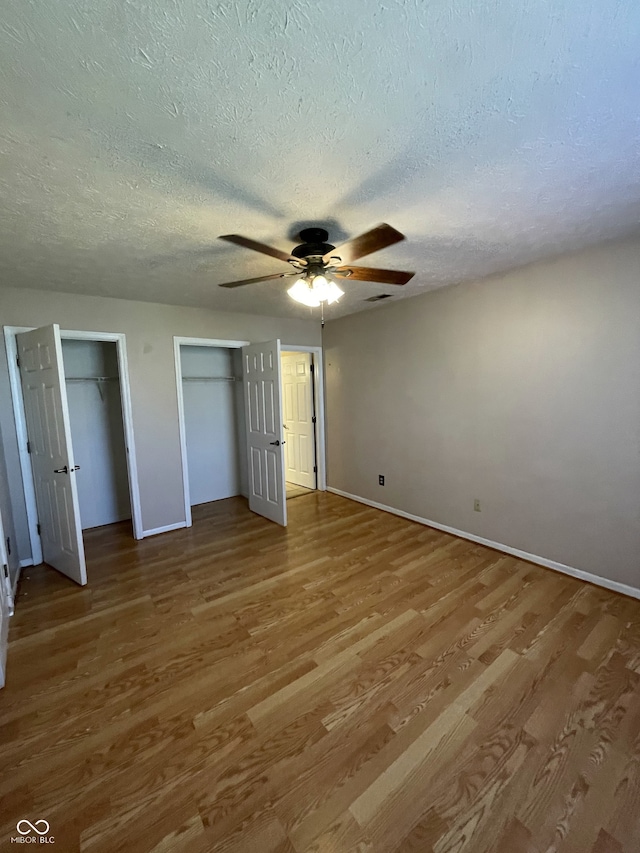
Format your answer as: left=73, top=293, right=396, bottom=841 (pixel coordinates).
left=327, top=487, right=640, bottom=601
left=142, top=521, right=187, bottom=538
left=19, top=558, right=34, bottom=569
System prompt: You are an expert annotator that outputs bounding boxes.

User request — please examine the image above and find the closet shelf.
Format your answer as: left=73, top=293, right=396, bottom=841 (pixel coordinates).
left=182, top=376, right=240, bottom=382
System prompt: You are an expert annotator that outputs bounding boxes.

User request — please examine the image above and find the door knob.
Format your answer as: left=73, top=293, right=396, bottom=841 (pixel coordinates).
left=54, top=465, right=68, bottom=474
left=269, top=440, right=286, bottom=446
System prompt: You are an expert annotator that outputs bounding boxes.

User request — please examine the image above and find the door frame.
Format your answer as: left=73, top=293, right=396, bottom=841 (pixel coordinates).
left=174, top=338, right=327, bottom=528
left=4, top=326, right=144, bottom=566
left=280, top=345, right=327, bottom=493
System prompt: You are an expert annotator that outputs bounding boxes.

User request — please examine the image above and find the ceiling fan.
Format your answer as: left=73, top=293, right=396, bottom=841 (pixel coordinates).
left=217, top=224, right=414, bottom=308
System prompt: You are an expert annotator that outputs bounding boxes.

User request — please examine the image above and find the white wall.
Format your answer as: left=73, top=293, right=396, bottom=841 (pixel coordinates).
left=181, top=346, right=243, bottom=505
left=0, top=287, right=321, bottom=561
left=323, top=235, right=640, bottom=592
left=62, top=339, right=130, bottom=529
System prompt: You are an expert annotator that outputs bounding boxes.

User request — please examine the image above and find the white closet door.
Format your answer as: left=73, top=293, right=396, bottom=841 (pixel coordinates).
left=0, top=508, right=13, bottom=688
left=16, top=325, right=87, bottom=585
left=242, top=340, right=287, bottom=527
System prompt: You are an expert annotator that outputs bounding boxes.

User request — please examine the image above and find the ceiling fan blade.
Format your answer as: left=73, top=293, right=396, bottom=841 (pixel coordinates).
left=219, top=234, right=300, bottom=264
left=218, top=272, right=297, bottom=289
left=334, top=266, right=414, bottom=285
left=323, top=223, right=405, bottom=265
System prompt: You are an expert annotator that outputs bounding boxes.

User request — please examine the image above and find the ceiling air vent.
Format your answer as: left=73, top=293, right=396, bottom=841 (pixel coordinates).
left=365, top=294, right=393, bottom=302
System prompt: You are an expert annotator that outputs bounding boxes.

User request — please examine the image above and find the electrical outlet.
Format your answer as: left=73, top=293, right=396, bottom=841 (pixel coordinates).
left=379, top=475, right=385, bottom=486
left=474, top=499, right=481, bottom=512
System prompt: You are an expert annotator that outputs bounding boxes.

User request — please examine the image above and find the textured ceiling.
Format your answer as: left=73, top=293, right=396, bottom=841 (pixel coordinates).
left=1, top=0, right=639, bottom=321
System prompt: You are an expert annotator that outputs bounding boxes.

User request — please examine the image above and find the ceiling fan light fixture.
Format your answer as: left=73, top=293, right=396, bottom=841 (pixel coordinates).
left=309, top=274, right=344, bottom=304
left=287, top=274, right=344, bottom=307
left=287, top=277, right=321, bottom=307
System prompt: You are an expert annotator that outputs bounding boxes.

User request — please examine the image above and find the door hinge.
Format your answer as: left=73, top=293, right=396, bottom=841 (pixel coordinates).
left=26, top=440, right=32, bottom=454
left=312, top=416, right=317, bottom=424
left=6, top=536, right=10, bottom=556
left=309, top=363, right=314, bottom=373
left=16, top=355, right=20, bottom=368
left=313, top=465, right=318, bottom=473
left=36, top=523, right=41, bottom=536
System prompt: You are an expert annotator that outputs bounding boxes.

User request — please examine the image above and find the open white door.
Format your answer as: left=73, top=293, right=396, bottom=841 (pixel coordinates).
left=0, top=508, right=14, bottom=688
left=16, top=325, right=87, bottom=585
left=243, top=340, right=287, bottom=527
left=281, top=351, right=316, bottom=489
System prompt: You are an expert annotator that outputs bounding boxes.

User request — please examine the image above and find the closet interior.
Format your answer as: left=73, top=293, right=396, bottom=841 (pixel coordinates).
left=180, top=345, right=247, bottom=507
left=61, top=339, right=131, bottom=531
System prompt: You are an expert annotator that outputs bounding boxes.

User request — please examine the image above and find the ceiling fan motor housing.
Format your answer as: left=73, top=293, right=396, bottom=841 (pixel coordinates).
left=291, top=228, right=336, bottom=261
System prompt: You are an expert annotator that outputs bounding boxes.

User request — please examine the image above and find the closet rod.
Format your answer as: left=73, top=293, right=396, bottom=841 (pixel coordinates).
left=65, top=376, right=118, bottom=382
left=181, top=376, right=240, bottom=382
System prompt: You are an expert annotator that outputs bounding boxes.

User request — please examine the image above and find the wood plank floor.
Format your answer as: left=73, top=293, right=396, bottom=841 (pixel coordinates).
left=1, top=492, right=639, bottom=853
left=285, top=483, right=316, bottom=500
